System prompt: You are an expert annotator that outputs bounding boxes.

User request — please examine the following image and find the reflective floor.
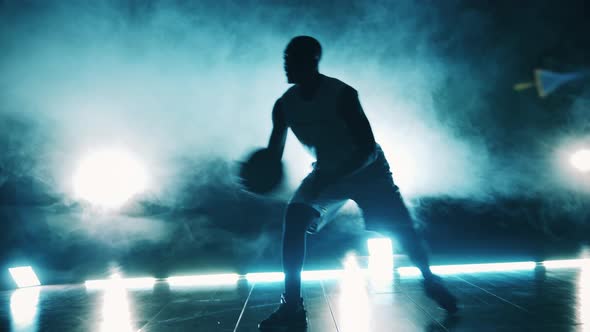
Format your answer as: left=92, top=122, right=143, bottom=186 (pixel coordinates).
left=1, top=262, right=589, bottom=331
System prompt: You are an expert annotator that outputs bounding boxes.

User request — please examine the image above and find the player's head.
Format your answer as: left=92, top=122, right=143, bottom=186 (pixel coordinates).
left=284, top=36, right=322, bottom=84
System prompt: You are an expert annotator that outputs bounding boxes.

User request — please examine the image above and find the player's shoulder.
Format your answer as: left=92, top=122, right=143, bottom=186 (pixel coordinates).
left=322, top=74, right=350, bottom=87
left=280, top=84, right=298, bottom=101
left=322, top=74, right=357, bottom=95
left=279, top=74, right=357, bottom=102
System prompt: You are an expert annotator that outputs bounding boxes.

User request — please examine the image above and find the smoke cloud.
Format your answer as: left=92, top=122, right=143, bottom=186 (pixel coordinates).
left=1, top=0, right=589, bottom=282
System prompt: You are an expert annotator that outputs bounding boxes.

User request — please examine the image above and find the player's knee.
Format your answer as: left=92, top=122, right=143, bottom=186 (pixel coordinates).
left=285, top=203, right=320, bottom=232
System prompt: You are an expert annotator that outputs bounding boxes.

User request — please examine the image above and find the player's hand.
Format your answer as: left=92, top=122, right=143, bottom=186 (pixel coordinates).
left=238, top=148, right=284, bottom=194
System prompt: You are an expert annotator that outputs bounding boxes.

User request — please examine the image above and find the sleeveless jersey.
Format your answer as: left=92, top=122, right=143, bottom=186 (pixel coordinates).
left=280, top=74, right=364, bottom=171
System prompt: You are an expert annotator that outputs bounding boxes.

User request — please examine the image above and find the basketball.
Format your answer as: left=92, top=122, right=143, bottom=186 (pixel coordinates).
left=239, top=148, right=284, bottom=194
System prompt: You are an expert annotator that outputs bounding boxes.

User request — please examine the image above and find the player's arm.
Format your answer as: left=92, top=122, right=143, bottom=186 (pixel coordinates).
left=338, top=86, right=377, bottom=169
left=267, top=98, right=288, bottom=161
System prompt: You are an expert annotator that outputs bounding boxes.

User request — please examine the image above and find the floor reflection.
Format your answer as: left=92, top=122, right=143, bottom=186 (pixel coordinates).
left=98, top=275, right=136, bottom=332
left=338, top=254, right=371, bottom=332
left=10, top=287, right=40, bottom=332
left=6, top=256, right=590, bottom=331
left=578, top=262, right=590, bottom=332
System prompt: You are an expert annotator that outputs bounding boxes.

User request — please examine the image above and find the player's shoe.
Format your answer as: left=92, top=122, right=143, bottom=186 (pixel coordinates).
left=424, top=274, right=458, bottom=314
left=258, top=294, right=308, bottom=330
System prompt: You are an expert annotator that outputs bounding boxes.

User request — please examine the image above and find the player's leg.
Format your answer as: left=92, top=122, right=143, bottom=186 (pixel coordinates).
left=352, top=148, right=457, bottom=313
left=354, top=179, right=433, bottom=278
left=260, top=172, right=348, bottom=330
left=356, top=182, right=457, bottom=313
left=349, top=148, right=431, bottom=277
left=259, top=202, right=318, bottom=330
left=281, top=172, right=349, bottom=302
left=282, top=203, right=320, bottom=303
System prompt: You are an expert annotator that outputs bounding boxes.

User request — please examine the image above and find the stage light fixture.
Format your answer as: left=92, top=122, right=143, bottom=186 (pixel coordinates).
left=84, top=259, right=590, bottom=291
left=246, top=270, right=348, bottom=284
left=8, top=266, right=41, bottom=288
left=543, top=259, right=590, bottom=269
left=368, top=237, right=394, bottom=281
left=246, top=272, right=285, bottom=283
left=397, top=261, right=537, bottom=277
left=85, top=277, right=156, bottom=290
left=166, top=273, right=240, bottom=286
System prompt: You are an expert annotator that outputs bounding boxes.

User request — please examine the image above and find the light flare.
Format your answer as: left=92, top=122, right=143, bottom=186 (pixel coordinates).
left=73, top=148, right=149, bottom=208
left=571, top=149, right=590, bottom=173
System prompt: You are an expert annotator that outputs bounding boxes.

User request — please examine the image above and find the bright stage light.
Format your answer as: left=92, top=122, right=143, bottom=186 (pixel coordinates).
left=246, top=259, right=589, bottom=284
left=543, top=259, right=590, bottom=269
left=397, top=261, right=537, bottom=277
left=368, top=238, right=394, bottom=282
left=367, top=238, right=393, bottom=257
left=571, top=149, right=590, bottom=173
left=246, top=270, right=349, bottom=284
left=85, top=277, right=156, bottom=290
left=166, top=273, right=240, bottom=287
left=246, top=272, right=285, bottom=283
left=8, top=266, right=41, bottom=288
left=73, top=149, right=148, bottom=208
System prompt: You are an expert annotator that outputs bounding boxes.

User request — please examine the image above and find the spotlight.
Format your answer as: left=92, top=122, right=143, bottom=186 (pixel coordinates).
left=73, top=148, right=149, bottom=208
left=571, top=149, right=590, bottom=173
left=8, top=266, right=41, bottom=288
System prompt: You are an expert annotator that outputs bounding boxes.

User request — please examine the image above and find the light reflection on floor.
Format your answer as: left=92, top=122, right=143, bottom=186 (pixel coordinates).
left=577, top=262, right=590, bottom=332
left=97, top=275, right=136, bottom=332
left=4, top=256, right=590, bottom=331
left=10, top=287, right=40, bottom=332
left=338, top=254, right=371, bottom=332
